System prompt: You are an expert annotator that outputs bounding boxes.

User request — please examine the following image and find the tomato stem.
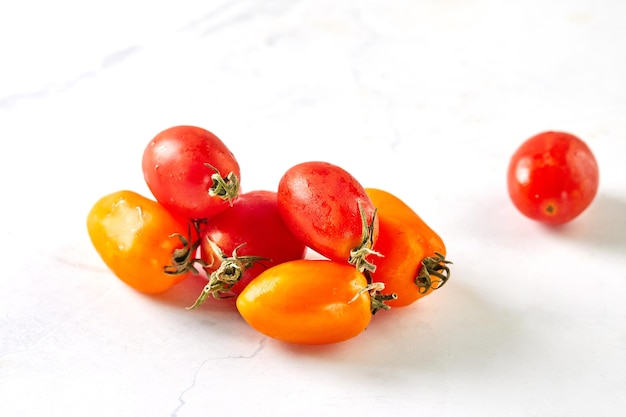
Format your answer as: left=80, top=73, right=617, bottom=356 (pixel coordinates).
left=348, top=201, right=382, bottom=273
left=349, top=280, right=397, bottom=315
left=362, top=270, right=397, bottom=314
left=349, top=281, right=384, bottom=304
left=164, top=223, right=206, bottom=275
left=205, top=163, right=239, bottom=206
left=187, top=242, right=270, bottom=310
left=415, top=252, right=452, bottom=294
left=371, top=292, right=398, bottom=315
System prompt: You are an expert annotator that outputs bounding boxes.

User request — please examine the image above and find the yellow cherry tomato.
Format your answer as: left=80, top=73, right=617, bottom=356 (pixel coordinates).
left=236, top=259, right=372, bottom=345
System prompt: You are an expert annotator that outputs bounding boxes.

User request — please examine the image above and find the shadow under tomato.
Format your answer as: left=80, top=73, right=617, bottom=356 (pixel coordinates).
left=273, top=268, right=526, bottom=379
left=369, top=282, right=523, bottom=370
left=543, top=192, right=626, bottom=251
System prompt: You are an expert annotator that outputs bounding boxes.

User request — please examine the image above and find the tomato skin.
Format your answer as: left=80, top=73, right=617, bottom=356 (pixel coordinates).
left=366, top=188, right=448, bottom=307
left=199, top=190, right=307, bottom=296
left=87, top=190, right=194, bottom=294
left=236, top=260, right=372, bottom=345
left=277, top=161, right=379, bottom=270
left=507, top=131, right=599, bottom=225
left=142, top=125, right=241, bottom=220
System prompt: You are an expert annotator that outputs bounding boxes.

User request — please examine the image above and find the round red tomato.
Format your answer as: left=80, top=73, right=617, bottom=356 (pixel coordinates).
left=188, top=190, right=307, bottom=308
left=277, top=161, right=379, bottom=272
left=86, top=190, right=196, bottom=294
left=142, top=125, right=241, bottom=221
left=507, top=131, right=599, bottom=225
left=236, top=259, right=372, bottom=345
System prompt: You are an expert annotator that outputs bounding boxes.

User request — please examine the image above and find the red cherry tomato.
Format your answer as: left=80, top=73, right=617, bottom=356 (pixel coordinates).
left=86, top=190, right=196, bottom=294
left=188, top=190, right=307, bottom=307
left=236, top=259, right=373, bottom=345
left=142, top=125, right=241, bottom=221
left=277, top=161, right=379, bottom=272
left=366, top=188, right=451, bottom=308
left=507, top=131, right=599, bottom=225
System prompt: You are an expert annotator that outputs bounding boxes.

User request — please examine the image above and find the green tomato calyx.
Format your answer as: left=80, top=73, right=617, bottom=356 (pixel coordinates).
left=205, top=163, right=239, bottom=206
left=349, top=280, right=397, bottom=315
left=164, top=223, right=205, bottom=275
left=415, top=252, right=452, bottom=294
left=187, top=241, right=269, bottom=310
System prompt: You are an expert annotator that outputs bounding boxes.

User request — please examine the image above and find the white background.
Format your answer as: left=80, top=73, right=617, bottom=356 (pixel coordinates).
left=1, top=1, right=625, bottom=416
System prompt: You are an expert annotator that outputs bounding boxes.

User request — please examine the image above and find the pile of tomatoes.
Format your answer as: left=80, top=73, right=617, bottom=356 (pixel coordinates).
left=87, top=125, right=452, bottom=345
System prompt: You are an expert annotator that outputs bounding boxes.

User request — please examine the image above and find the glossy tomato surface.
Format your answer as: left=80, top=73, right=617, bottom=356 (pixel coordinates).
left=366, top=188, right=449, bottom=308
left=507, top=131, right=599, bottom=225
left=87, top=190, right=194, bottom=294
left=236, top=259, right=372, bottom=345
left=199, top=190, right=307, bottom=297
left=277, top=161, right=379, bottom=272
left=142, top=125, right=240, bottom=220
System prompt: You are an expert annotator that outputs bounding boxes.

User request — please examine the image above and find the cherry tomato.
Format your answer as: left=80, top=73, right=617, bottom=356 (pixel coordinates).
left=277, top=161, right=379, bottom=272
left=236, top=259, right=373, bottom=345
left=507, top=131, right=599, bottom=225
left=188, top=190, right=307, bottom=307
left=366, top=188, right=451, bottom=308
left=86, top=190, right=196, bottom=294
left=142, top=125, right=241, bottom=221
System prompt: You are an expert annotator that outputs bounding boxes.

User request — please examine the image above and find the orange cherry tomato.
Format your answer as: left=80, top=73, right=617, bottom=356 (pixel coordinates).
left=87, top=190, right=195, bottom=294
left=366, top=188, right=451, bottom=308
left=236, top=259, right=372, bottom=345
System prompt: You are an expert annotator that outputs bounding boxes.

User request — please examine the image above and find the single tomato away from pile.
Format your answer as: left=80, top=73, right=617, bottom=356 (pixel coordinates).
left=507, top=131, right=599, bottom=225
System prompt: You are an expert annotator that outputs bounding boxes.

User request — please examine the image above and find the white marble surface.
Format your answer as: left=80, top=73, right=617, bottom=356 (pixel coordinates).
left=2, top=1, right=626, bottom=416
